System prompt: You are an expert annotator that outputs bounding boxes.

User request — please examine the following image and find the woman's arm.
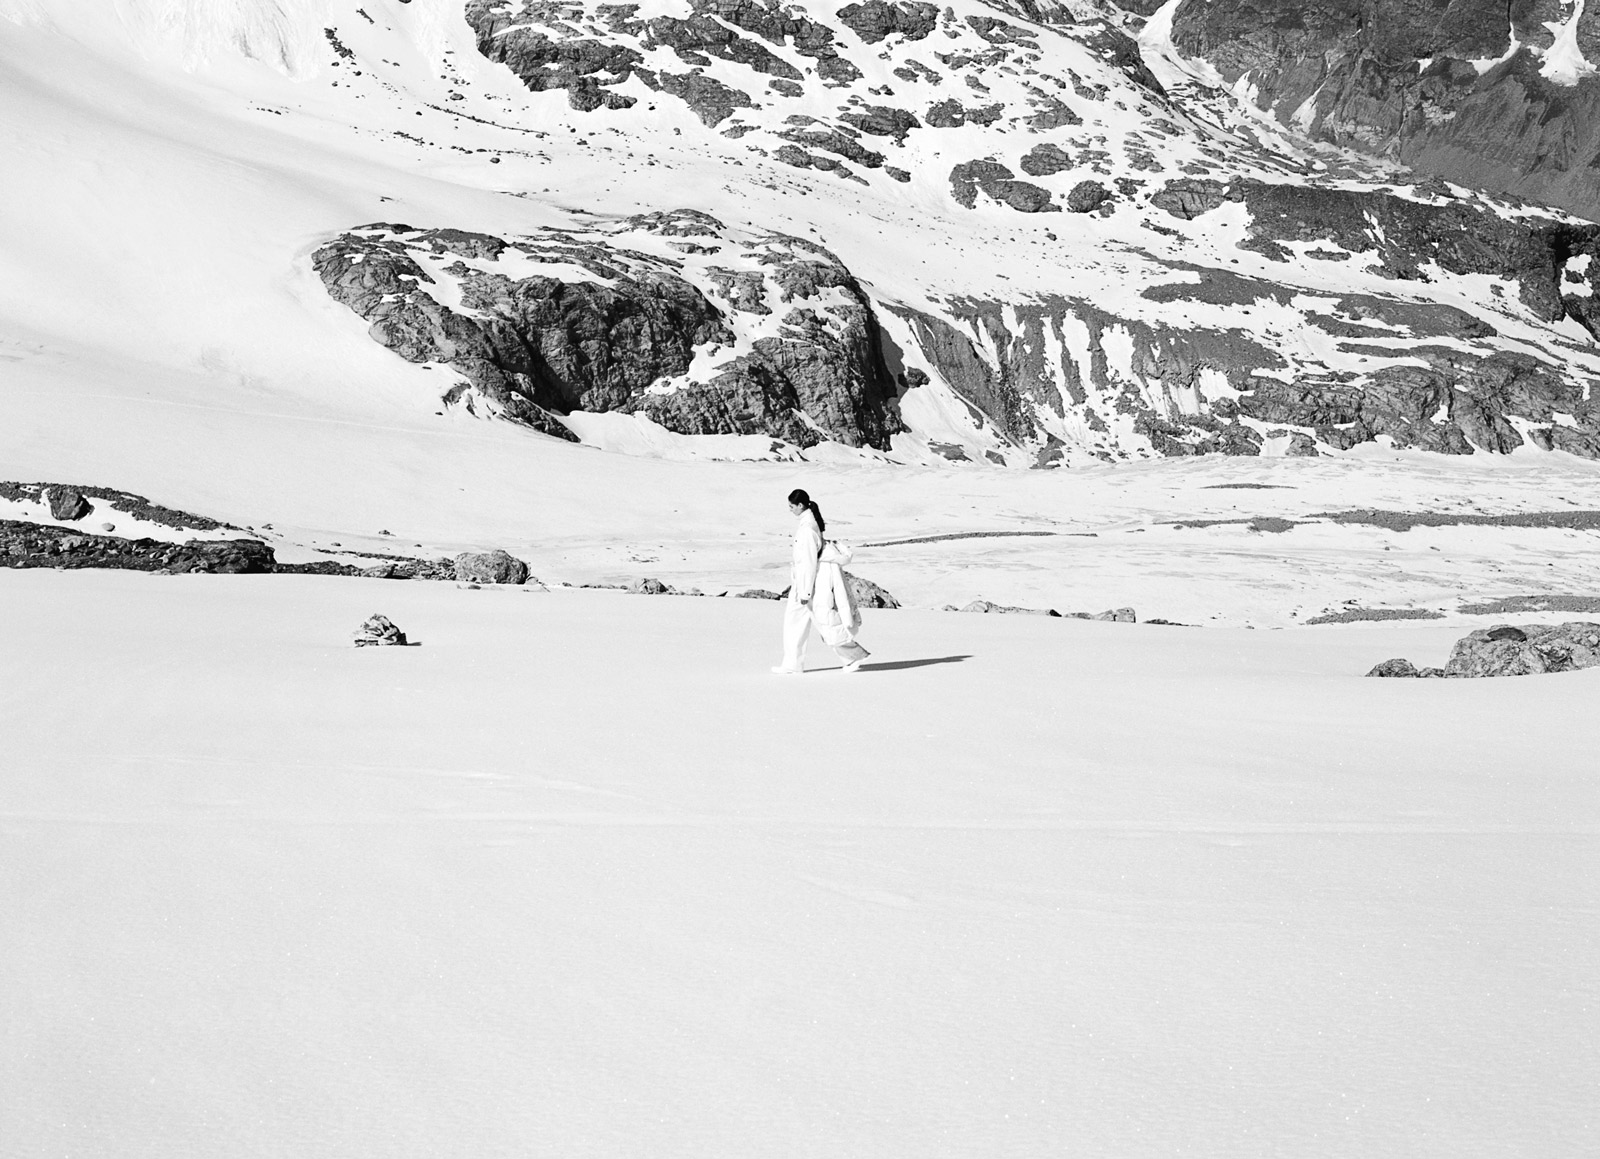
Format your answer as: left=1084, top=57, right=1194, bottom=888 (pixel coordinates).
left=791, top=521, right=822, bottom=601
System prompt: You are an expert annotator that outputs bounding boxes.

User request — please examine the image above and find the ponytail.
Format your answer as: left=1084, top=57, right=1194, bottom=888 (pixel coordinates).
left=787, top=488, right=826, bottom=533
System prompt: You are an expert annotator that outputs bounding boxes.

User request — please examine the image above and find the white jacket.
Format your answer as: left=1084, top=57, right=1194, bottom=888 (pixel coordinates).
left=789, top=510, right=823, bottom=602
left=811, top=541, right=861, bottom=646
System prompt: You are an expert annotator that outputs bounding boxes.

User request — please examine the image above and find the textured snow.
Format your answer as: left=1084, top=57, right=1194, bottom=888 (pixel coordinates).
left=3, top=569, right=1597, bottom=1157
left=2, top=3, right=1599, bottom=1153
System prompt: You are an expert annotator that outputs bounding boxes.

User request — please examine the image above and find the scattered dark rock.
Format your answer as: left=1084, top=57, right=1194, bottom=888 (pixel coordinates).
left=1306, top=607, right=1444, bottom=625
left=653, top=71, right=755, bottom=126
left=454, top=549, right=530, bottom=584
left=1459, top=594, right=1600, bottom=615
left=353, top=613, right=408, bottom=647
left=1065, top=180, right=1111, bottom=213
left=1019, top=143, right=1072, bottom=176
left=838, top=104, right=920, bottom=140
left=1150, top=177, right=1228, bottom=220
left=1316, top=509, right=1600, bottom=532
left=949, top=160, right=1058, bottom=213
left=835, top=0, right=939, bottom=43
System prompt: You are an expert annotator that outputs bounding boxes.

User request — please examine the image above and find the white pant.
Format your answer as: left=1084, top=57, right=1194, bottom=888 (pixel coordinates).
left=782, top=599, right=869, bottom=670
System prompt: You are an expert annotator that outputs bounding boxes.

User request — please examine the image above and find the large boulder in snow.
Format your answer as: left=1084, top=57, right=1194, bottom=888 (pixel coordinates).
left=454, top=550, right=530, bottom=585
left=1443, top=622, right=1600, bottom=677
left=45, top=487, right=91, bottom=521
left=353, top=613, right=408, bottom=647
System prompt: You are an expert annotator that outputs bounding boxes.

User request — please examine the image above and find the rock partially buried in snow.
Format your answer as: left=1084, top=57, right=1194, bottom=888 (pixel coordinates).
left=453, top=549, right=530, bottom=585
left=629, top=577, right=674, bottom=595
left=1365, top=658, right=1445, bottom=678
left=844, top=572, right=898, bottom=609
left=353, top=614, right=408, bottom=647
left=957, top=599, right=1058, bottom=616
left=1092, top=607, right=1137, bottom=623
left=1444, top=622, right=1600, bottom=678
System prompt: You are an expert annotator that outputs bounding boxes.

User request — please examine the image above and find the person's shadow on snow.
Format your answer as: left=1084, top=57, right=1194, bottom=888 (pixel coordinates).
left=852, top=654, right=971, bottom=672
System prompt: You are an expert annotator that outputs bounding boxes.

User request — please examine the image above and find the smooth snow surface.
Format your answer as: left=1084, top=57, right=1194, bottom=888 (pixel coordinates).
left=3, top=570, right=1597, bottom=1157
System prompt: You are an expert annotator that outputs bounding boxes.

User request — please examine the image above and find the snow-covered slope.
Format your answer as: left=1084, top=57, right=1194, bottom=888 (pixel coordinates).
left=4, top=568, right=1597, bottom=1157
left=6, top=0, right=1600, bottom=477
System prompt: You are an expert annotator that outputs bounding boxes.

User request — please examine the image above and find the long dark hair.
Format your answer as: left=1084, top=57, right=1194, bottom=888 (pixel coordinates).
left=788, top=488, right=825, bottom=533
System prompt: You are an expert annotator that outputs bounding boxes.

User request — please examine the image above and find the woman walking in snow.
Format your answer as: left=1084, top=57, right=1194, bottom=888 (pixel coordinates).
left=773, top=489, right=870, bottom=674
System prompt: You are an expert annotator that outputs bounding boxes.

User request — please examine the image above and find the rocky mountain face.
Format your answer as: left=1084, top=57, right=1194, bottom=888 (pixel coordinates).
left=1163, top=0, right=1600, bottom=223
left=315, top=211, right=902, bottom=448
left=309, top=0, right=1600, bottom=463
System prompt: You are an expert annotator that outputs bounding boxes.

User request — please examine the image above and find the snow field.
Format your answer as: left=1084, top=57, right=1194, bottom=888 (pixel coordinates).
left=2, top=568, right=1596, bottom=1157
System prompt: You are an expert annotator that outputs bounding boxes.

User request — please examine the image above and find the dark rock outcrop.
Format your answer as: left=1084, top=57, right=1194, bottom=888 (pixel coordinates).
left=314, top=215, right=902, bottom=450
left=454, top=549, right=530, bottom=585
left=949, top=161, right=1059, bottom=212
left=836, top=1, right=939, bottom=44
left=1019, top=143, right=1072, bottom=176
left=0, top=521, right=274, bottom=574
left=1152, top=177, right=1599, bottom=323
left=46, top=487, right=91, bottom=521
left=1064, top=179, right=1110, bottom=212
left=1, top=482, right=230, bottom=532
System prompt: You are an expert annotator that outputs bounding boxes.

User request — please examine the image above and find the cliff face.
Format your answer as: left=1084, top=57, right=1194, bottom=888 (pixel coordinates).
left=314, top=213, right=903, bottom=450
left=1165, top=0, right=1600, bottom=222
left=298, top=0, right=1600, bottom=465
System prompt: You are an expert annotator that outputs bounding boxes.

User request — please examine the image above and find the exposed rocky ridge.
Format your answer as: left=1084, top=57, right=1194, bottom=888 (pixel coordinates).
left=464, top=0, right=1184, bottom=196
left=314, top=211, right=902, bottom=449
left=0, top=481, right=236, bottom=531
left=0, top=521, right=276, bottom=574
left=879, top=174, right=1600, bottom=460
left=288, top=2, right=1600, bottom=465
left=1162, top=0, right=1600, bottom=222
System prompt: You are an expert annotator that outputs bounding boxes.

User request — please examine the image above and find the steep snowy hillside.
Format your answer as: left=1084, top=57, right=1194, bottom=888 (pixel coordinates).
left=5, top=0, right=1600, bottom=475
